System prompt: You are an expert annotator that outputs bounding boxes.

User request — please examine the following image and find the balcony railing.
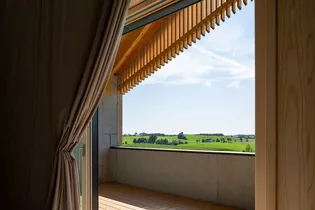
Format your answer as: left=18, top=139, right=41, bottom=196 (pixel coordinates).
left=104, top=147, right=255, bottom=210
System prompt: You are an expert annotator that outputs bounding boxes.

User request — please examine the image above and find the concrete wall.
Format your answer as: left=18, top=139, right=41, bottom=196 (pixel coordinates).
left=109, top=148, right=255, bottom=210
left=98, top=76, right=121, bottom=182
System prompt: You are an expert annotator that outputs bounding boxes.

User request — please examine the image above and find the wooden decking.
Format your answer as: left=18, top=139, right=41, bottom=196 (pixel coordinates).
left=99, top=183, right=241, bottom=210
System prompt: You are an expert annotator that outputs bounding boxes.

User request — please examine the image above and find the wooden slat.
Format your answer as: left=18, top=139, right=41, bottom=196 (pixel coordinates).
left=141, top=50, right=144, bottom=80
left=183, top=8, right=188, bottom=49
left=192, top=4, right=197, bottom=42
left=163, top=21, right=168, bottom=63
left=205, top=0, right=211, bottom=32
left=226, top=2, right=231, bottom=18
left=138, top=49, right=142, bottom=82
left=237, top=0, right=242, bottom=10
left=156, top=32, right=160, bottom=69
left=201, top=0, right=206, bottom=36
left=216, top=0, right=220, bottom=25
left=187, top=6, right=192, bottom=46
left=127, top=67, right=130, bottom=90
left=232, top=1, right=236, bottom=14
left=118, top=0, right=254, bottom=94
left=132, top=62, right=135, bottom=88
left=179, top=10, right=184, bottom=52
left=210, top=0, right=216, bottom=29
left=154, top=33, right=157, bottom=70
left=168, top=16, right=172, bottom=60
left=158, top=30, right=162, bottom=67
left=196, top=2, right=202, bottom=39
left=171, top=15, right=176, bottom=57
left=221, top=0, right=226, bottom=22
left=160, top=24, right=165, bottom=63
left=175, top=12, right=180, bottom=55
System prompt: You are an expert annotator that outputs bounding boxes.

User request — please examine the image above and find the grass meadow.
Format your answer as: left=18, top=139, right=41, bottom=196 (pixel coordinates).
left=122, top=135, right=255, bottom=152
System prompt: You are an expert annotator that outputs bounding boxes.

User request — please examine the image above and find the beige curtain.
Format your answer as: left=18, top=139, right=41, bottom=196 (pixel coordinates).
left=1, top=0, right=129, bottom=209
left=50, top=0, right=129, bottom=209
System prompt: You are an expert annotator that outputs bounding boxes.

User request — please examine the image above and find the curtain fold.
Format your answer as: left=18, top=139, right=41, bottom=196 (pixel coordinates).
left=50, top=0, right=129, bottom=209
left=1, top=0, right=129, bottom=209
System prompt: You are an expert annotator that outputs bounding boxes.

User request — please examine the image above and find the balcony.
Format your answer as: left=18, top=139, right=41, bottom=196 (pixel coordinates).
left=99, top=147, right=255, bottom=210
left=99, top=183, right=243, bottom=210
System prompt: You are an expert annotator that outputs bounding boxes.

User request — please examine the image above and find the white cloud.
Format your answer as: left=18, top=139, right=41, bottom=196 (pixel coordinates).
left=141, top=5, right=255, bottom=89
left=227, top=80, right=241, bottom=88
left=192, top=45, right=254, bottom=87
left=142, top=52, right=215, bottom=86
left=205, top=81, right=212, bottom=88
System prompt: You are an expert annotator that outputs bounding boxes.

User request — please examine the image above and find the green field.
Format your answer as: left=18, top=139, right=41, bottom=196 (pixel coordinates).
left=122, top=135, right=255, bottom=152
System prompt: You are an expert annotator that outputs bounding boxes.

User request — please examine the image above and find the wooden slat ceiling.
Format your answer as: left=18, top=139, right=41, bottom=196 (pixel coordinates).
left=115, top=0, right=253, bottom=94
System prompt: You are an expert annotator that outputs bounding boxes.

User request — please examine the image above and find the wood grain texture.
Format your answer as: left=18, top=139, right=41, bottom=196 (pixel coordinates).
left=277, top=0, right=315, bottom=209
left=112, top=19, right=164, bottom=76
left=117, top=0, right=253, bottom=94
left=255, top=0, right=277, bottom=209
left=99, top=183, right=242, bottom=210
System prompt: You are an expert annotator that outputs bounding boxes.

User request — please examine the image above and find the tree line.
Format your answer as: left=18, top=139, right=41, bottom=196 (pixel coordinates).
left=196, top=137, right=234, bottom=143
left=193, top=133, right=224, bottom=136
left=132, top=134, right=188, bottom=146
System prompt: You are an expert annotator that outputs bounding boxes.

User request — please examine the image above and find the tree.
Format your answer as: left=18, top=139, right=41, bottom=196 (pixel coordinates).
left=136, top=137, right=148, bottom=143
left=148, top=135, right=157, bottom=144
left=156, top=138, right=168, bottom=145
left=177, top=132, right=187, bottom=140
left=134, top=132, right=138, bottom=136
left=240, top=137, right=243, bottom=142
left=133, top=138, right=137, bottom=144
left=220, top=137, right=225, bottom=143
left=162, top=138, right=168, bottom=145
left=185, top=141, right=188, bottom=144
left=244, top=144, right=254, bottom=152
left=125, top=141, right=127, bottom=145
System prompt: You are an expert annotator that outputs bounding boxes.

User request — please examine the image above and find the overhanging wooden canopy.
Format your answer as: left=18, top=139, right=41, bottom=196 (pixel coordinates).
left=113, top=0, right=253, bottom=95
left=124, top=0, right=201, bottom=34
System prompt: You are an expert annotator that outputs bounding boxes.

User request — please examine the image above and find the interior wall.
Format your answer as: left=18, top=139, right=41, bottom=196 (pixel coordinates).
left=277, top=0, right=315, bottom=209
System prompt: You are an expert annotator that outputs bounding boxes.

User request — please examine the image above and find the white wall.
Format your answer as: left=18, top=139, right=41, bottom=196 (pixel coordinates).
left=109, top=148, right=255, bottom=210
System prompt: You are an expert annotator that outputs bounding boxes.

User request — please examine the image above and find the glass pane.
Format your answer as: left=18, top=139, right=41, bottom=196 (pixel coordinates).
left=73, top=138, right=84, bottom=209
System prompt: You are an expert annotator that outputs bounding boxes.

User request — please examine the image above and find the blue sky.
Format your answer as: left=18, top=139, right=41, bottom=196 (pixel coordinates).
left=123, top=3, right=255, bottom=135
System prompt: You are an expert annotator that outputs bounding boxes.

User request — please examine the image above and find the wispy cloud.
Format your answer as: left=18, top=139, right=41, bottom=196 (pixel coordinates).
left=227, top=80, right=241, bottom=88
left=142, top=51, right=215, bottom=87
left=192, top=45, right=254, bottom=87
left=142, top=4, right=255, bottom=88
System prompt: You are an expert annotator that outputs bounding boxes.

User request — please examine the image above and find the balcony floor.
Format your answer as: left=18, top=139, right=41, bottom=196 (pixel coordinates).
left=99, top=183, right=241, bottom=210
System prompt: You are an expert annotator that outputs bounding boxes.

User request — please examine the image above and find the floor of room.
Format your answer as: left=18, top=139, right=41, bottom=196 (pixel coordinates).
left=99, top=183, right=242, bottom=210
